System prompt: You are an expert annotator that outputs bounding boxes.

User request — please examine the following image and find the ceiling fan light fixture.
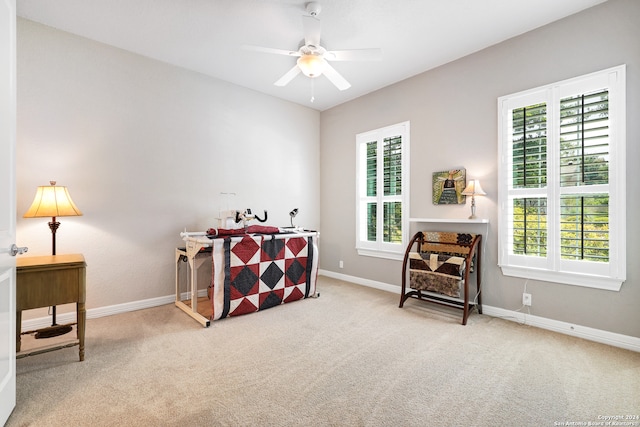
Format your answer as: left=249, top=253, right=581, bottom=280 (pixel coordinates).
left=297, top=54, right=326, bottom=78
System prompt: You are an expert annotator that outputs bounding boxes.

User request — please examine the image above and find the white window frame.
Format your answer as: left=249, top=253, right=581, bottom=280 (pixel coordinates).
left=355, top=121, right=410, bottom=260
left=498, top=65, right=626, bottom=291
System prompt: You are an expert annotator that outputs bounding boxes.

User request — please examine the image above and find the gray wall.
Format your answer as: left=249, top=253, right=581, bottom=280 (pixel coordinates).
left=17, top=19, right=321, bottom=319
left=320, top=0, right=640, bottom=337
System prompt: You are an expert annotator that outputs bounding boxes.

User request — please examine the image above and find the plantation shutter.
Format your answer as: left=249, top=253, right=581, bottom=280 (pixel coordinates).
left=366, top=141, right=377, bottom=241
left=356, top=121, right=410, bottom=259
left=512, top=103, right=547, bottom=189
left=511, top=103, right=548, bottom=257
left=383, top=136, right=402, bottom=243
left=498, top=65, right=625, bottom=290
left=559, top=90, right=609, bottom=187
left=559, top=89, right=610, bottom=262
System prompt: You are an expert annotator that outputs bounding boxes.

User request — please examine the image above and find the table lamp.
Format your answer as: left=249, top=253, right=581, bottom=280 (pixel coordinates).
left=23, top=180, right=83, bottom=338
left=461, top=179, right=486, bottom=219
left=289, top=208, right=298, bottom=227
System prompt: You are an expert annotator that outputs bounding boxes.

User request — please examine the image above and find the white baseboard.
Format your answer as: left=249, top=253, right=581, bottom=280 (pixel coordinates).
left=319, top=269, right=399, bottom=294
left=318, top=269, right=640, bottom=352
left=20, top=289, right=208, bottom=332
left=480, top=306, right=640, bottom=352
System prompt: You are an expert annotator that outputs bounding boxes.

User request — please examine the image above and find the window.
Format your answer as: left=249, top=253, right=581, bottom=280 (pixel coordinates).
left=498, top=65, right=626, bottom=290
left=356, top=121, right=410, bottom=260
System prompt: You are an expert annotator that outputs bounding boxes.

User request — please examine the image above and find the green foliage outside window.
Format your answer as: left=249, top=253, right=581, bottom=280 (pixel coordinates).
left=559, top=91, right=609, bottom=187
left=383, top=202, right=402, bottom=243
left=383, top=136, right=402, bottom=196
left=511, top=90, right=610, bottom=263
left=513, top=198, right=547, bottom=257
left=367, top=203, right=376, bottom=242
left=512, top=103, right=547, bottom=188
left=382, top=136, right=402, bottom=243
left=366, top=141, right=377, bottom=197
left=512, top=196, right=609, bottom=262
left=560, top=195, right=609, bottom=261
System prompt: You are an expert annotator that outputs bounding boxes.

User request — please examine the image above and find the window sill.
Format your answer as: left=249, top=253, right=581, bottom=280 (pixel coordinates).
left=499, top=265, right=624, bottom=291
left=356, top=248, right=404, bottom=261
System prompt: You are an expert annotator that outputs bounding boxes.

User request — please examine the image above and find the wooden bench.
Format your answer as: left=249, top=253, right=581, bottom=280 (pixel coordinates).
left=400, top=231, right=482, bottom=325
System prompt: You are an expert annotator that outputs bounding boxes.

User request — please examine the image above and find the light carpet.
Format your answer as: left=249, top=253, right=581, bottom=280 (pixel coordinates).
left=7, top=276, right=640, bottom=426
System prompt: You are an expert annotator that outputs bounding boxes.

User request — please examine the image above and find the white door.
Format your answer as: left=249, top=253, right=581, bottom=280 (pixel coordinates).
left=0, top=0, right=17, bottom=424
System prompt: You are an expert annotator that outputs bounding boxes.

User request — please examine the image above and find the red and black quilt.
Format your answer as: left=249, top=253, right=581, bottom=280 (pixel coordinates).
left=210, top=232, right=318, bottom=320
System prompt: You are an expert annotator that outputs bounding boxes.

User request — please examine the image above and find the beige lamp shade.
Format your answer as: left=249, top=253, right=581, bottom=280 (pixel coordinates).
left=461, top=179, right=486, bottom=197
left=23, top=181, right=83, bottom=218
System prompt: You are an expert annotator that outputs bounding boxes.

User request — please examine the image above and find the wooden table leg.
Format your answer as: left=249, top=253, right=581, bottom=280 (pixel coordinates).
left=77, top=302, right=85, bottom=361
left=16, top=310, right=21, bottom=352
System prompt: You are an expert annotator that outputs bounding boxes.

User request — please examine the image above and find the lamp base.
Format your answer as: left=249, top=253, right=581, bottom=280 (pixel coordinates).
left=468, top=197, right=477, bottom=219
left=35, top=324, right=73, bottom=339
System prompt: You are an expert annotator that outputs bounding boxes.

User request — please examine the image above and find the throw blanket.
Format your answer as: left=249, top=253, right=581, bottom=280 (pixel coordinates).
left=206, top=225, right=281, bottom=237
left=409, top=252, right=465, bottom=298
left=210, top=233, right=318, bottom=320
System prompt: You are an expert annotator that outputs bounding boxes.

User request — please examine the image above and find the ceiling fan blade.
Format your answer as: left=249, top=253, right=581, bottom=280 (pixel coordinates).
left=302, top=15, right=321, bottom=47
left=324, top=48, right=382, bottom=61
left=242, top=44, right=300, bottom=57
left=322, top=62, right=351, bottom=91
left=274, top=65, right=302, bottom=87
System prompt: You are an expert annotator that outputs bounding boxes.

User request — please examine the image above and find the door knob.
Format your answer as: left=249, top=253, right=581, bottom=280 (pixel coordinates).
left=9, top=244, right=28, bottom=256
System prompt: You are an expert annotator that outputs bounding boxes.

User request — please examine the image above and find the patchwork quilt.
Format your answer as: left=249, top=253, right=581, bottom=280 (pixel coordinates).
left=210, top=233, right=318, bottom=320
left=409, top=252, right=466, bottom=298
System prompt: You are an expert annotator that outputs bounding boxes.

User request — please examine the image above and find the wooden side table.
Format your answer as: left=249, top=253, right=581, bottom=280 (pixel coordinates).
left=16, top=254, right=86, bottom=361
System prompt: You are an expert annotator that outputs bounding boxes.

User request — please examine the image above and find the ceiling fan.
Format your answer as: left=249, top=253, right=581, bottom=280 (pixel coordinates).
left=243, top=2, right=382, bottom=92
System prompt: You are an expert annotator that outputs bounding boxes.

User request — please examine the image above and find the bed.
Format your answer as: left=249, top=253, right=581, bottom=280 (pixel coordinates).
left=177, top=226, right=319, bottom=326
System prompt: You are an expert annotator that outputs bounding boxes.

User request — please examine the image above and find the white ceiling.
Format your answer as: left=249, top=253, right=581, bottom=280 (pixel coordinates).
left=17, top=0, right=607, bottom=111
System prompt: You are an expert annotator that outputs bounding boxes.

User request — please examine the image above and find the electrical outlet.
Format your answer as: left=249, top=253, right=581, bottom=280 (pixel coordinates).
left=522, top=293, right=532, bottom=306
left=339, top=260, right=344, bottom=269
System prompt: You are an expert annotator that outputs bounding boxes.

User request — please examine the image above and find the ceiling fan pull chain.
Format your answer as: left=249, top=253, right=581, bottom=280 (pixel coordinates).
left=310, top=78, right=315, bottom=103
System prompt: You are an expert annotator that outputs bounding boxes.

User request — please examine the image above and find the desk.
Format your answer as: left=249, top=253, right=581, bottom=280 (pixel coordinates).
left=16, top=254, right=86, bottom=361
